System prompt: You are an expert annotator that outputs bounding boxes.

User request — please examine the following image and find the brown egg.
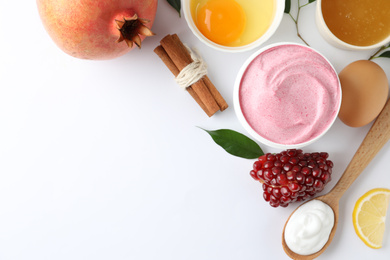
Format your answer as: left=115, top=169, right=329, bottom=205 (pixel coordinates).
left=338, top=60, right=389, bottom=127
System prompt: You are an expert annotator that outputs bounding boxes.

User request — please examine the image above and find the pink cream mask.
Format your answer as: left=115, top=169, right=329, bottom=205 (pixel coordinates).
left=234, top=43, right=341, bottom=148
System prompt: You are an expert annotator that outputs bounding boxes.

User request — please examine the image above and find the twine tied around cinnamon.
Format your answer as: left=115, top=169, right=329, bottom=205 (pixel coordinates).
left=154, top=34, right=228, bottom=117
left=175, top=45, right=208, bottom=89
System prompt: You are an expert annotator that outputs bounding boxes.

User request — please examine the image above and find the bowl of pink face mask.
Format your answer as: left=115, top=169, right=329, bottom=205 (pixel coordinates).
left=234, top=43, right=341, bottom=149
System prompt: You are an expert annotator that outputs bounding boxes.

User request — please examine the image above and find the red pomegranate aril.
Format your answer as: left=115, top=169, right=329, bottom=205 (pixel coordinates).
left=288, top=182, right=300, bottom=192
left=267, top=154, right=276, bottom=161
left=280, top=196, right=292, bottom=204
left=263, top=192, right=271, bottom=202
left=299, top=160, right=308, bottom=167
left=263, top=161, right=274, bottom=169
left=280, top=186, right=291, bottom=196
left=320, top=152, right=329, bottom=159
left=264, top=169, right=273, bottom=181
left=321, top=172, right=331, bottom=183
left=292, top=165, right=301, bottom=173
left=283, top=163, right=292, bottom=171
left=258, top=155, right=267, bottom=163
left=287, top=150, right=296, bottom=156
left=280, top=155, right=290, bottom=163
left=274, top=160, right=282, bottom=167
left=289, top=157, right=299, bottom=165
left=272, top=188, right=282, bottom=198
left=250, top=149, right=333, bottom=207
left=286, top=171, right=296, bottom=181
left=277, top=174, right=288, bottom=185
left=301, top=167, right=312, bottom=175
left=257, top=169, right=264, bottom=179
left=312, top=167, right=322, bottom=178
left=308, top=160, right=316, bottom=168
left=250, top=170, right=259, bottom=180
left=253, top=161, right=262, bottom=170
left=272, top=166, right=282, bottom=176
left=296, top=173, right=305, bottom=184
left=305, top=176, right=314, bottom=186
left=313, top=179, right=324, bottom=191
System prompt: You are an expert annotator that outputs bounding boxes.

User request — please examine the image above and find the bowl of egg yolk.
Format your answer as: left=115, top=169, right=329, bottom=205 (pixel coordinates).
left=182, top=0, right=285, bottom=52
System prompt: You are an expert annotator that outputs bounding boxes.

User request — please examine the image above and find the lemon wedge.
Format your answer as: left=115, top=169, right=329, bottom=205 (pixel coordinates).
left=353, top=188, right=390, bottom=249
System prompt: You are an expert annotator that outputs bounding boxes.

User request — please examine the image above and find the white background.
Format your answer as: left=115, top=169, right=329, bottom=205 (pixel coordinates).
left=1, top=1, right=390, bottom=259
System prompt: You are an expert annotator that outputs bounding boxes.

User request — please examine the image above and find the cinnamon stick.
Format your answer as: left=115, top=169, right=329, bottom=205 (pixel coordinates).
left=160, top=34, right=221, bottom=116
left=202, top=76, right=228, bottom=111
left=154, top=45, right=212, bottom=116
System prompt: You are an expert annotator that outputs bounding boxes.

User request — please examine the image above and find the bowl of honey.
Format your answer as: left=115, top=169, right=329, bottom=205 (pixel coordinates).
left=316, top=0, right=390, bottom=50
left=182, top=0, right=285, bottom=52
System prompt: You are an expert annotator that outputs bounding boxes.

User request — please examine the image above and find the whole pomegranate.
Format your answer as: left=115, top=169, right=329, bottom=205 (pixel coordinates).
left=36, top=0, right=158, bottom=60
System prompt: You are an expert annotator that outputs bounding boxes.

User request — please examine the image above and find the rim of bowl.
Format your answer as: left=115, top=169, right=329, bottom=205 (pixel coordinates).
left=182, top=0, right=285, bottom=53
left=233, top=42, right=342, bottom=149
left=315, top=0, right=390, bottom=51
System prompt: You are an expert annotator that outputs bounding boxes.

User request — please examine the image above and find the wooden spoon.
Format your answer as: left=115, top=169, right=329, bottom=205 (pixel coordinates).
left=282, top=97, right=390, bottom=260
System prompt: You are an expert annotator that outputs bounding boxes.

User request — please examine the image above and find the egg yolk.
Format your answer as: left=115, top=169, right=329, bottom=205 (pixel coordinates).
left=196, top=0, right=246, bottom=45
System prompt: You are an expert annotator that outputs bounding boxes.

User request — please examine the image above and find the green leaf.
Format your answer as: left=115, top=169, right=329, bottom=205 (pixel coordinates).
left=378, top=51, right=390, bottom=59
left=167, top=0, right=181, bottom=17
left=200, top=128, right=264, bottom=159
left=309, top=0, right=316, bottom=3
left=284, top=0, right=291, bottom=13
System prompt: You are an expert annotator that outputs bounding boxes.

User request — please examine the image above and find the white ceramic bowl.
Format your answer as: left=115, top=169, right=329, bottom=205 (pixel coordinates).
left=315, top=0, right=390, bottom=50
left=182, top=0, right=285, bottom=53
left=233, top=42, right=342, bottom=149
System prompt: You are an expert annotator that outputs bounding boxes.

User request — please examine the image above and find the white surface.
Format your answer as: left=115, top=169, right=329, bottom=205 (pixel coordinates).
left=0, top=1, right=389, bottom=260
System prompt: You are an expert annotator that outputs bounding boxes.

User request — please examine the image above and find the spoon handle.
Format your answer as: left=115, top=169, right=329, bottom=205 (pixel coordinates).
left=330, top=98, right=390, bottom=199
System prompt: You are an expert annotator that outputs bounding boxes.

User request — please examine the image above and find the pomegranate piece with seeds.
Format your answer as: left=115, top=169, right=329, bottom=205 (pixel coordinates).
left=250, top=149, right=333, bottom=207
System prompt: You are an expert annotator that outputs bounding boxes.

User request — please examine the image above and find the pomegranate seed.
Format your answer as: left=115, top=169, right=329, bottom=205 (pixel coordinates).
left=272, top=166, right=282, bottom=176
left=253, top=161, right=262, bottom=170
left=313, top=179, right=324, bottom=191
left=296, top=173, right=305, bottom=184
left=272, top=188, right=282, bottom=198
left=280, top=187, right=291, bottom=196
left=321, top=172, right=331, bottom=183
left=267, top=154, right=276, bottom=161
left=258, top=155, right=267, bottom=163
left=292, top=165, right=302, bottom=173
left=250, top=170, right=259, bottom=180
left=274, top=160, right=282, bottom=167
left=320, top=152, right=329, bottom=159
left=283, top=163, right=292, bottom=171
left=289, top=157, right=299, bottom=165
left=301, top=167, right=312, bottom=175
left=305, top=176, right=314, bottom=186
left=288, top=183, right=300, bottom=192
left=280, top=155, right=290, bottom=163
left=286, top=171, right=296, bottom=181
left=277, top=174, right=288, bottom=185
left=263, top=161, right=273, bottom=169
left=312, top=167, right=322, bottom=178
left=263, top=192, right=270, bottom=202
left=264, top=169, right=273, bottom=181
left=250, top=149, right=334, bottom=207
left=299, top=160, right=308, bottom=167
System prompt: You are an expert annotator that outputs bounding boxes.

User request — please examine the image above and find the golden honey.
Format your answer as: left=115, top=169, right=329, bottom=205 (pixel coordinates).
left=321, top=0, right=390, bottom=46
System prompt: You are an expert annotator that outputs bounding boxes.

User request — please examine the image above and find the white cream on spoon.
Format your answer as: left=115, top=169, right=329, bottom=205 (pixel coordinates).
left=284, top=200, right=334, bottom=255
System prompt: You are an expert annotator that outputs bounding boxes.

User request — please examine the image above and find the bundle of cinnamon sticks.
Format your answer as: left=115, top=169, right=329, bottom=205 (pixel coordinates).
left=154, top=34, right=228, bottom=117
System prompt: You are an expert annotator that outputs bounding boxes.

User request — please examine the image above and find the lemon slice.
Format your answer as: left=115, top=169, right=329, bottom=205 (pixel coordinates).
left=353, top=188, right=390, bottom=249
